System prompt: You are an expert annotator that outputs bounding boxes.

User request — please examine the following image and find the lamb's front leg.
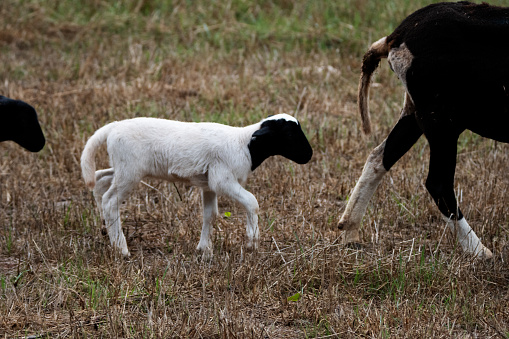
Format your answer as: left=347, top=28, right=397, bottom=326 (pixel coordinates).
left=197, top=189, right=218, bottom=259
left=213, top=179, right=259, bottom=250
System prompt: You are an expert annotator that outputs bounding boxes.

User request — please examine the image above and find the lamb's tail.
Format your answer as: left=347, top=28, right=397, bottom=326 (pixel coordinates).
left=358, top=37, right=390, bottom=135
left=81, top=122, right=116, bottom=189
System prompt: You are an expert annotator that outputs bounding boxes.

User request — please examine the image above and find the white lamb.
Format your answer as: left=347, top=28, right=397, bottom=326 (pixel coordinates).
left=81, top=114, right=313, bottom=257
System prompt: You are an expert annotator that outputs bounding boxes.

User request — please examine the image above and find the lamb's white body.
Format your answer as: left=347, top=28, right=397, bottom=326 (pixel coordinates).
left=81, top=115, right=312, bottom=257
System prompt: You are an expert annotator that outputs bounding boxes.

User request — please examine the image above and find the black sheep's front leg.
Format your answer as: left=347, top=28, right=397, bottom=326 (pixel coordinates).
left=425, top=128, right=492, bottom=258
left=338, top=96, right=422, bottom=244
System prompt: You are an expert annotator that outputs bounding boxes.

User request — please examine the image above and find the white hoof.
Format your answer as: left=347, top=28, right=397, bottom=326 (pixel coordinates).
left=201, top=249, right=213, bottom=261
left=245, top=239, right=259, bottom=251
left=196, top=241, right=213, bottom=260
left=474, top=245, right=493, bottom=260
left=120, top=246, right=130, bottom=257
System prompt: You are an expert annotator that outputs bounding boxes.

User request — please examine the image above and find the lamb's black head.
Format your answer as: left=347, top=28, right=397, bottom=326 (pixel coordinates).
left=0, top=96, right=45, bottom=152
left=248, top=114, right=313, bottom=171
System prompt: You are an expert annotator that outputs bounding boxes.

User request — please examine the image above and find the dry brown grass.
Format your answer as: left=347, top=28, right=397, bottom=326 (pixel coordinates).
left=1, top=1, right=508, bottom=338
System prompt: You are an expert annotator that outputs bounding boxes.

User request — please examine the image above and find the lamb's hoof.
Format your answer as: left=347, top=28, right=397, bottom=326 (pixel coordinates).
left=201, top=250, right=213, bottom=262
left=196, top=243, right=213, bottom=261
left=346, top=242, right=363, bottom=250
left=121, top=248, right=130, bottom=257
left=245, top=240, right=259, bottom=252
left=337, top=220, right=347, bottom=230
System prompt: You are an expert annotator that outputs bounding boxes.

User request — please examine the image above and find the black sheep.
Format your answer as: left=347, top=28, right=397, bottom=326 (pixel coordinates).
left=0, top=95, right=45, bottom=152
left=339, top=2, right=509, bottom=259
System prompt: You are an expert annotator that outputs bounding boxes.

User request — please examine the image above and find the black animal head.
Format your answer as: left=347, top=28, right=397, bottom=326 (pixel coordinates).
left=0, top=96, right=45, bottom=152
left=248, top=114, right=313, bottom=171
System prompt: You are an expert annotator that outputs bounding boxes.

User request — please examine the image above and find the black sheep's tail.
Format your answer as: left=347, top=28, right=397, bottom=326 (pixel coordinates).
left=358, top=36, right=389, bottom=135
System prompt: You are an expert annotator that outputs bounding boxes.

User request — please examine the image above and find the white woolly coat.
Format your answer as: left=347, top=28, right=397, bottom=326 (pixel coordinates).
left=81, top=118, right=262, bottom=191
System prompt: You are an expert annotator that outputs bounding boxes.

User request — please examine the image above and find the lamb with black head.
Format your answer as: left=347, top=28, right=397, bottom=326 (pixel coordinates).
left=81, top=113, right=312, bottom=257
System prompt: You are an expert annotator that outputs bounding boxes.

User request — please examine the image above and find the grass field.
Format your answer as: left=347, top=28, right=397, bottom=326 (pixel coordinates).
left=1, top=0, right=509, bottom=337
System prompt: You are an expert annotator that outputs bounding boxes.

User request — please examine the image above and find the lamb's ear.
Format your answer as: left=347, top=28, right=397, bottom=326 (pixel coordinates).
left=248, top=126, right=275, bottom=171
left=251, top=125, right=271, bottom=140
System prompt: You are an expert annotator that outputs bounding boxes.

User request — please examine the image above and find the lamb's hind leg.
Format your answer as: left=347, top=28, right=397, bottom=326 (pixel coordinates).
left=196, top=189, right=218, bottom=259
left=338, top=95, right=422, bottom=244
left=93, top=168, right=114, bottom=219
left=101, top=174, right=139, bottom=256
